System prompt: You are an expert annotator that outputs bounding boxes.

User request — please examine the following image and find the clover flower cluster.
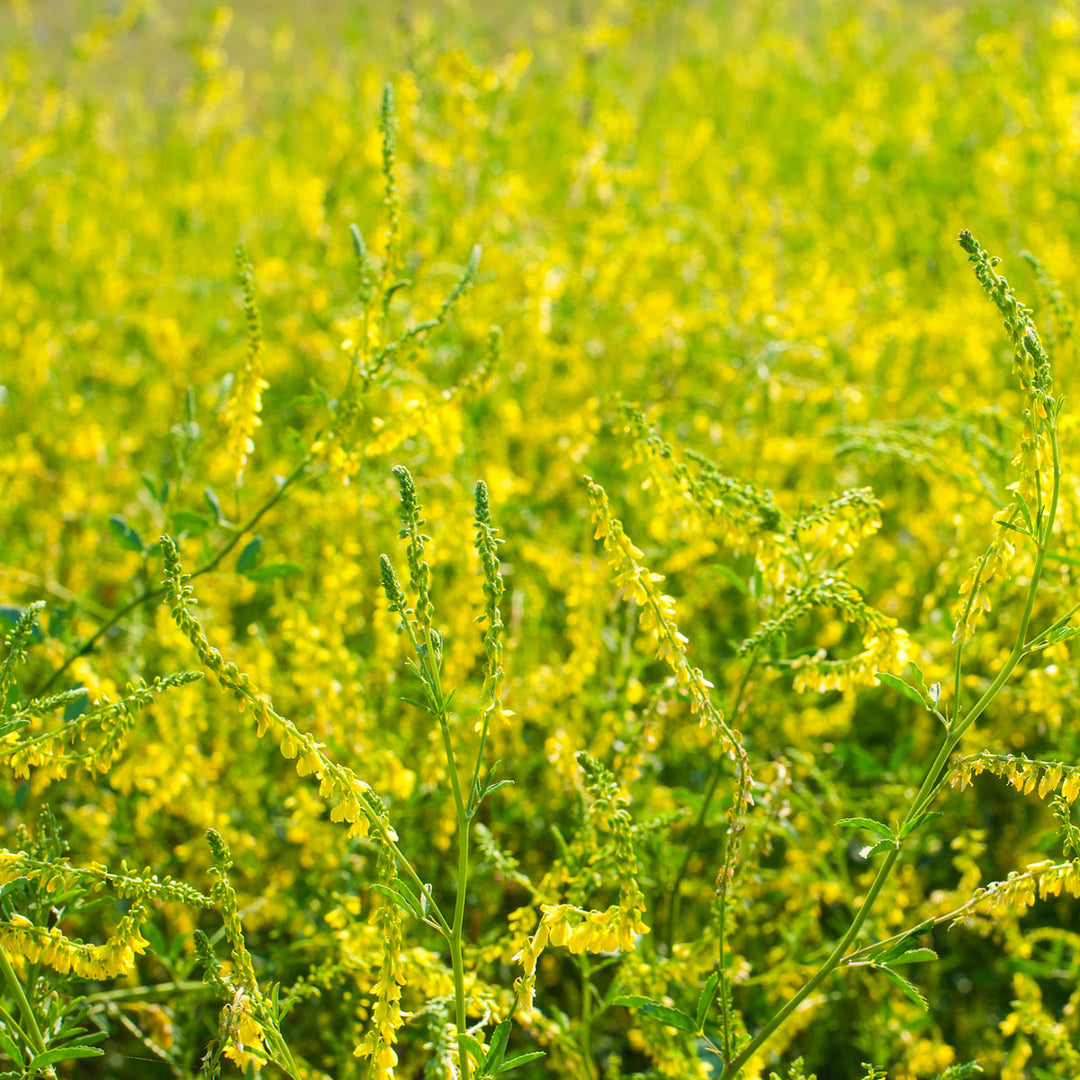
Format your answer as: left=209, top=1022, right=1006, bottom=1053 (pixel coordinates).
left=513, top=902, right=650, bottom=1018
left=392, top=464, right=436, bottom=640
left=0, top=670, right=203, bottom=781
left=614, top=406, right=786, bottom=576
left=615, top=409, right=898, bottom=686
left=0, top=602, right=46, bottom=705
left=473, top=479, right=507, bottom=740
left=949, top=752, right=1080, bottom=803
left=738, top=570, right=910, bottom=694
left=0, top=850, right=211, bottom=908
left=513, top=753, right=650, bottom=1016
left=196, top=831, right=303, bottom=1074
left=954, top=231, right=1058, bottom=644
left=354, top=841, right=408, bottom=1079
left=1, top=905, right=150, bottom=981
left=789, top=486, right=883, bottom=558
left=380, top=83, right=403, bottom=291
left=584, top=477, right=746, bottom=769
left=951, top=859, right=1080, bottom=924
left=162, top=536, right=384, bottom=842
left=222, top=242, right=269, bottom=484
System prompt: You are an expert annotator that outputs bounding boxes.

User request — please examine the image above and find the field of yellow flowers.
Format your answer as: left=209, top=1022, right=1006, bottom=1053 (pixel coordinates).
left=3, top=1, right=1080, bottom=1077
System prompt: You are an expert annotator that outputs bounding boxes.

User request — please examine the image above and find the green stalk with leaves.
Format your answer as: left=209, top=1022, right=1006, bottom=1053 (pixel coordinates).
left=379, top=468, right=521, bottom=1080
left=710, top=230, right=1065, bottom=1076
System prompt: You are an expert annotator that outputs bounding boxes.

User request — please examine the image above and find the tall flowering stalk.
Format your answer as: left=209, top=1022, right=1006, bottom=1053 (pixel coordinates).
left=223, top=243, right=269, bottom=487
left=379, top=467, right=512, bottom=1080
left=718, top=232, right=1066, bottom=1078
left=195, top=831, right=300, bottom=1076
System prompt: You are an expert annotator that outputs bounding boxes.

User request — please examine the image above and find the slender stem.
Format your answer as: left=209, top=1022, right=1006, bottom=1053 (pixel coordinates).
left=266, top=1027, right=302, bottom=1079
left=421, top=630, right=473, bottom=1080
left=842, top=858, right=1077, bottom=966
left=723, top=424, right=1062, bottom=1078
left=716, top=854, right=732, bottom=1064
left=0, top=941, right=48, bottom=1059
left=35, top=456, right=313, bottom=696
left=951, top=511, right=1015, bottom=725
left=721, top=847, right=901, bottom=1079
left=579, top=958, right=597, bottom=1080
left=1024, top=599, right=1080, bottom=652
left=0, top=1000, right=32, bottom=1049
left=666, top=651, right=758, bottom=954
left=85, top=979, right=210, bottom=1004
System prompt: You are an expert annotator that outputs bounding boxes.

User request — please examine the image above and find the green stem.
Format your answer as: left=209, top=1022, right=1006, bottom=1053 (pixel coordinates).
left=35, top=455, right=313, bottom=697
left=843, top=857, right=1077, bottom=966
left=722, top=427, right=1062, bottom=1079
left=1024, top=599, right=1080, bottom=652
left=580, top=959, right=597, bottom=1080
left=85, top=979, right=210, bottom=1004
left=449, top=832, right=471, bottom=1080
left=423, top=630, right=473, bottom=1080
left=666, top=651, right=758, bottom=955
left=265, top=1027, right=302, bottom=1079
left=0, top=941, right=48, bottom=1059
left=720, top=848, right=900, bottom=1079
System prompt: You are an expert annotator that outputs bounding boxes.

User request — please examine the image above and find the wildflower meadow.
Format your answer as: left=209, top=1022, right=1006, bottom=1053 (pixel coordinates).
left=4, top=1, right=1080, bottom=1077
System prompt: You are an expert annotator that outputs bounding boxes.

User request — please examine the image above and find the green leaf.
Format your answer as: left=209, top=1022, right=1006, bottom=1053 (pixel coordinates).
left=715, top=565, right=751, bottom=597
left=497, top=1051, right=547, bottom=1073
left=858, top=838, right=898, bottom=859
left=419, top=883, right=434, bottom=916
left=244, top=562, right=302, bottom=583
left=204, top=487, right=228, bottom=525
left=906, top=661, right=929, bottom=696
left=170, top=509, right=214, bottom=537
left=0, top=717, right=28, bottom=739
left=27, top=1047, right=104, bottom=1069
left=836, top=817, right=894, bottom=840
left=483, top=1019, right=513, bottom=1069
left=695, top=972, right=720, bottom=1030
left=874, top=964, right=929, bottom=1011
left=611, top=996, right=698, bottom=1032
left=1013, top=491, right=1035, bottom=534
left=0, top=1025, right=24, bottom=1065
left=141, top=474, right=166, bottom=506
left=457, top=1033, right=487, bottom=1065
left=108, top=515, right=144, bottom=553
left=874, top=919, right=936, bottom=964
left=889, top=947, right=938, bottom=965
left=995, top=518, right=1031, bottom=538
left=899, top=810, right=943, bottom=841
left=236, top=536, right=263, bottom=574
left=875, top=672, right=926, bottom=707
left=393, top=876, right=426, bottom=916
left=369, top=883, right=422, bottom=919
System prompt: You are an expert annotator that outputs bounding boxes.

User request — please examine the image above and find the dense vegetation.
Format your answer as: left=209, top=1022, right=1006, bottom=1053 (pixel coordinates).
left=2, top=2, right=1080, bottom=1077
